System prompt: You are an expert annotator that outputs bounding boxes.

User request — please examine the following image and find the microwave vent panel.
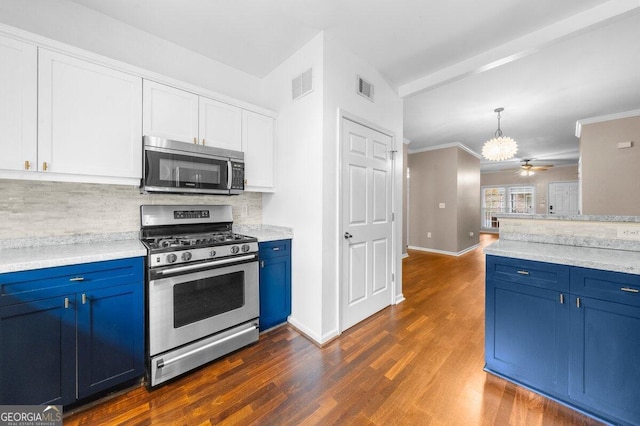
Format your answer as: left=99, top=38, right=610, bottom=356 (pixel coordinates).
left=357, top=76, right=374, bottom=102
left=292, top=68, right=313, bottom=101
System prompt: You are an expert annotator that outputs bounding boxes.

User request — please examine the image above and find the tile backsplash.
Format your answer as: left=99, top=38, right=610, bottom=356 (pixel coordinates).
left=0, top=179, right=262, bottom=239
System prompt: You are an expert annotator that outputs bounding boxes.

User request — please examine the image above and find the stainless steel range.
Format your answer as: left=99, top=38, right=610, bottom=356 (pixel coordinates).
left=140, top=204, right=259, bottom=387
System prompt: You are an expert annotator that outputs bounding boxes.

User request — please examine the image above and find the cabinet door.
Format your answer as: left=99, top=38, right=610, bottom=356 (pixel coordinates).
left=485, top=277, right=569, bottom=395
left=0, top=295, right=75, bottom=405
left=242, top=110, right=274, bottom=191
left=0, top=35, right=37, bottom=171
left=143, top=80, right=198, bottom=143
left=38, top=49, right=142, bottom=178
left=77, top=283, right=144, bottom=398
left=569, top=296, right=640, bottom=425
left=199, top=96, right=242, bottom=150
left=259, top=240, right=291, bottom=331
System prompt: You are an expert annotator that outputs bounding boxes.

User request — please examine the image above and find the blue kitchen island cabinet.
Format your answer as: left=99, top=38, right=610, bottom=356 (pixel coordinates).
left=485, top=255, right=640, bottom=426
left=485, top=255, right=570, bottom=396
left=568, top=267, right=640, bottom=425
left=0, top=257, right=144, bottom=406
left=258, top=240, right=291, bottom=331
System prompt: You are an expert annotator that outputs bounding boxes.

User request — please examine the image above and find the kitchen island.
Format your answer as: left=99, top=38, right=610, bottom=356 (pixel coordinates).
left=484, top=214, right=640, bottom=426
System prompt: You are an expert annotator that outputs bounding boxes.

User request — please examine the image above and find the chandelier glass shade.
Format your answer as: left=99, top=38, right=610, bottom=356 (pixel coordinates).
left=482, top=108, right=518, bottom=161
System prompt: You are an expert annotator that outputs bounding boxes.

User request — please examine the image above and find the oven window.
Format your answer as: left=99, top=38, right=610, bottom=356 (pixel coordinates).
left=173, top=271, right=245, bottom=328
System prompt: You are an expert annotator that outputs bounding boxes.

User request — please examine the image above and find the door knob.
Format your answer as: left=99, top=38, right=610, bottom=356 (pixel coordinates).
left=344, top=232, right=353, bottom=239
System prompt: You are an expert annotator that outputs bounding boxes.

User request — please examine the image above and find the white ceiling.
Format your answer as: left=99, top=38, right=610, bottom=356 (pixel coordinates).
left=71, top=0, right=640, bottom=171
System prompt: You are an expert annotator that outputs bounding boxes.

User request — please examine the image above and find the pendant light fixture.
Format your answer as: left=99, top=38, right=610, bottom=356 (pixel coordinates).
left=482, top=107, right=518, bottom=161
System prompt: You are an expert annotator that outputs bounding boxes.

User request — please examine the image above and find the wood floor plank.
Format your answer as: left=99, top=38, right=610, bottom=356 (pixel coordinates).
left=64, top=234, right=603, bottom=425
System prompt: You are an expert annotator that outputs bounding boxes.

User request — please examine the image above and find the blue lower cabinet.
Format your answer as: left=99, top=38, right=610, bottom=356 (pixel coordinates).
left=0, top=257, right=144, bottom=405
left=0, top=295, right=76, bottom=405
left=569, top=296, right=640, bottom=425
left=485, top=278, right=569, bottom=395
left=259, top=240, right=291, bottom=331
left=486, top=255, right=640, bottom=426
left=77, top=283, right=144, bottom=398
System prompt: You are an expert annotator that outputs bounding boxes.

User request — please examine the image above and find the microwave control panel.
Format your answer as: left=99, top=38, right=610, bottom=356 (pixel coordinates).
left=231, top=162, right=244, bottom=190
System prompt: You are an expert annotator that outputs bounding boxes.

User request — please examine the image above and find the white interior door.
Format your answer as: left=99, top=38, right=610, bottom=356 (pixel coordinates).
left=548, top=181, right=579, bottom=215
left=341, top=117, right=393, bottom=331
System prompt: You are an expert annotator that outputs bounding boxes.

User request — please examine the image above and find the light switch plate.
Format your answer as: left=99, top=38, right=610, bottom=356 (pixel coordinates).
left=439, top=203, right=445, bottom=209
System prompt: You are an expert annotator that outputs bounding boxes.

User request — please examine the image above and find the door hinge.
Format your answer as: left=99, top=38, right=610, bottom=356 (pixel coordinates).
left=392, top=212, right=395, bottom=221
left=392, top=273, right=395, bottom=282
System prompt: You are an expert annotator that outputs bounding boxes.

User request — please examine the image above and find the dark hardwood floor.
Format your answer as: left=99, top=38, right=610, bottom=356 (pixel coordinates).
left=65, top=234, right=602, bottom=425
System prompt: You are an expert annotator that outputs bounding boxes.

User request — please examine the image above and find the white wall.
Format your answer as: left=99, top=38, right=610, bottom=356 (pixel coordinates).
left=261, top=33, right=325, bottom=341
left=262, top=32, right=403, bottom=343
left=0, top=0, right=265, bottom=105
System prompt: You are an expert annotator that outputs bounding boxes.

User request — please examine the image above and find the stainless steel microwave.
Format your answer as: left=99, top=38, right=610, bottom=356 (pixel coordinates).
left=142, top=136, right=244, bottom=195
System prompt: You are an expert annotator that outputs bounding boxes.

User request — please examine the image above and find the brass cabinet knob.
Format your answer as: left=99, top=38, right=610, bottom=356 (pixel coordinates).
left=193, top=137, right=197, bottom=144
left=202, top=138, right=206, bottom=145
left=42, top=162, right=48, bottom=171
left=24, top=160, right=30, bottom=170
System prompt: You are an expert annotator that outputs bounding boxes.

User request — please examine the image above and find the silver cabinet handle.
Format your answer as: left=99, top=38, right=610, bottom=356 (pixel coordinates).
left=227, top=160, right=232, bottom=190
left=576, top=297, right=581, bottom=308
left=81, top=293, right=87, bottom=304
left=621, top=287, right=639, bottom=293
left=272, top=247, right=280, bottom=251
left=261, top=260, right=265, bottom=268
left=69, top=277, right=85, bottom=282
left=517, top=270, right=529, bottom=275
left=64, top=297, right=70, bottom=309
left=560, top=294, right=564, bottom=304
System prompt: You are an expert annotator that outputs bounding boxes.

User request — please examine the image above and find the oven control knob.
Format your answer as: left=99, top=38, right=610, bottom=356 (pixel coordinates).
left=209, top=250, right=216, bottom=258
left=181, top=252, right=192, bottom=261
left=166, top=253, right=177, bottom=263
left=231, top=245, right=240, bottom=254
left=241, top=244, right=250, bottom=253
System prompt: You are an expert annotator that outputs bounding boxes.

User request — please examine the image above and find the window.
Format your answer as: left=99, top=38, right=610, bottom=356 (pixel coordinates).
left=481, top=185, right=535, bottom=229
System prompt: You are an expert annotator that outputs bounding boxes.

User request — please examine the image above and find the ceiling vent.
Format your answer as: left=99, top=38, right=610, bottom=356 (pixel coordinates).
left=292, top=68, right=313, bottom=101
left=357, top=76, right=374, bottom=102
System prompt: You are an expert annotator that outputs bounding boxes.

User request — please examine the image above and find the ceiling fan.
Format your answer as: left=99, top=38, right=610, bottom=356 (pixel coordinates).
left=508, top=159, right=554, bottom=176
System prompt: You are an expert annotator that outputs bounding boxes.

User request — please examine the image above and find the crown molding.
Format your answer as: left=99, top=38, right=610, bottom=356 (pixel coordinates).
left=575, top=108, right=640, bottom=137
left=408, top=142, right=481, bottom=159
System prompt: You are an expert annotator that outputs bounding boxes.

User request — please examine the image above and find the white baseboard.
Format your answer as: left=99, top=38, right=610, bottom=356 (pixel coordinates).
left=401, top=252, right=409, bottom=259
left=408, top=243, right=480, bottom=257
left=395, top=294, right=406, bottom=304
left=286, top=315, right=339, bottom=345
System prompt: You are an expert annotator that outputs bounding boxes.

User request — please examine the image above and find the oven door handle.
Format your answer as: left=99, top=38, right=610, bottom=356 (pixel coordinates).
left=156, top=254, right=257, bottom=276
left=156, top=323, right=258, bottom=369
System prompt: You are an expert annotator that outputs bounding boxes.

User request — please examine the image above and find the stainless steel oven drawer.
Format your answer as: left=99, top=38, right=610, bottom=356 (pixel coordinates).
left=150, top=320, right=258, bottom=386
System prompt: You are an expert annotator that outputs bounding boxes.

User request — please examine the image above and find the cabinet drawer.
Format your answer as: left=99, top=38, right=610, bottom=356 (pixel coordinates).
left=486, top=255, right=569, bottom=292
left=259, top=240, right=291, bottom=259
left=571, top=266, right=640, bottom=307
left=0, top=257, right=144, bottom=307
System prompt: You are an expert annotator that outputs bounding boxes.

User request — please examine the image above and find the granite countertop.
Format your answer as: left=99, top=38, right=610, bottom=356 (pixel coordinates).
left=0, top=234, right=147, bottom=274
left=0, top=225, right=293, bottom=274
left=233, top=224, right=293, bottom=242
left=485, top=240, right=640, bottom=275
left=496, top=213, right=640, bottom=223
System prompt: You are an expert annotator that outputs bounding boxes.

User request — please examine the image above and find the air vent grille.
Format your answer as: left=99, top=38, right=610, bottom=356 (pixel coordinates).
left=357, top=76, right=374, bottom=101
left=292, top=68, right=313, bottom=101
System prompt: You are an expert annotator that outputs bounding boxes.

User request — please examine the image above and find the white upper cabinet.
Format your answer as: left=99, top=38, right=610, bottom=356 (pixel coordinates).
left=242, top=110, right=274, bottom=192
left=38, top=49, right=142, bottom=178
left=199, top=96, right=242, bottom=151
left=143, top=80, right=242, bottom=151
left=0, top=35, right=37, bottom=171
left=142, top=80, right=198, bottom=144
